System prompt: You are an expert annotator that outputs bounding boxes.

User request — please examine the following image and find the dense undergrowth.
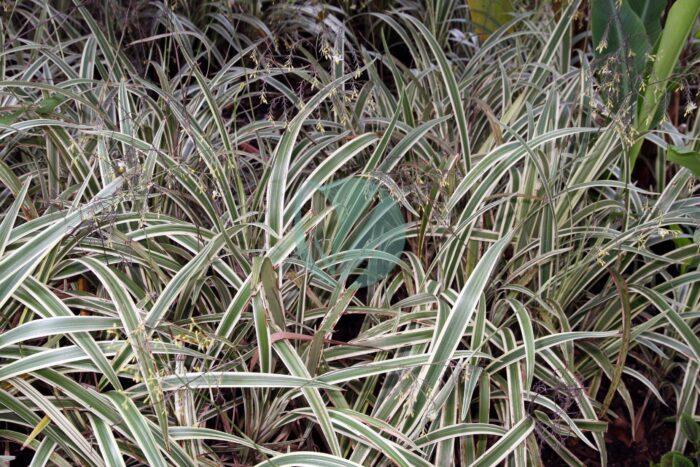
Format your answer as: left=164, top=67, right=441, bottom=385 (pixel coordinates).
left=0, top=0, right=699, bottom=465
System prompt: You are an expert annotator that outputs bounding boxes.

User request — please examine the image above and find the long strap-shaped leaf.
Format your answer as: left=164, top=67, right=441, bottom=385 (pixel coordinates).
left=144, top=230, right=232, bottom=329
left=0, top=177, right=123, bottom=307
left=11, top=378, right=104, bottom=466
left=274, top=338, right=343, bottom=457
left=266, top=67, right=367, bottom=247
left=78, top=257, right=170, bottom=449
left=404, top=234, right=511, bottom=433
left=209, top=210, right=332, bottom=359
left=127, top=372, right=336, bottom=394
left=415, top=423, right=507, bottom=448
left=15, top=275, right=123, bottom=390
left=503, top=329, right=528, bottom=467
left=283, top=133, right=378, bottom=227
left=0, top=316, right=120, bottom=349
left=401, top=15, right=471, bottom=172
left=87, top=414, right=127, bottom=467
left=632, top=285, right=700, bottom=361
left=28, top=436, right=56, bottom=467
left=471, top=417, right=535, bottom=467
left=0, top=176, right=31, bottom=256
left=255, top=452, right=363, bottom=467
left=105, top=391, right=167, bottom=467
left=484, top=330, right=617, bottom=374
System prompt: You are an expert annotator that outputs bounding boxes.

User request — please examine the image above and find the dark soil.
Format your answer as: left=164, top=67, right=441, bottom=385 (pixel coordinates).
left=540, top=374, right=677, bottom=466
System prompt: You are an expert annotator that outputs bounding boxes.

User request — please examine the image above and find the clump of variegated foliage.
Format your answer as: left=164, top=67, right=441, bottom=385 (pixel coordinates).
left=0, top=0, right=698, bottom=466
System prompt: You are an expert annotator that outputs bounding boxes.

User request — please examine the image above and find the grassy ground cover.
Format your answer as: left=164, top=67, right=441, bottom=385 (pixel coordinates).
left=0, top=1, right=698, bottom=465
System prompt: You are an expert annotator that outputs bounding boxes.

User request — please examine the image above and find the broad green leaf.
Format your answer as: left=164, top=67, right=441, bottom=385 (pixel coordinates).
left=667, top=146, right=700, bottom=178
left=628, top=0, right=666, bottom=46
left=467, top=0, right=514, bottom=41
left=631, top=0, right=700, bottom=166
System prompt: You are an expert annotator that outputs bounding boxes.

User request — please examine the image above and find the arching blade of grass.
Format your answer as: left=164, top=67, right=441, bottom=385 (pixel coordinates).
left=509, top=299, right=535, bottom=390
left=210, top=209, right=332, bottom=359
left=128, top=372, right=336, bottom=393
left=0, top=390, right=76, bottom=464
left=28, top=436, right=56, bottom=467
left=10, top=378, right=104, bottom=466
left=0, top=177, right=123, bottom=306
left=415, top=423, right=507, bottom=448
left=78, top=258, right=169, bottom=449
left=283, top=133, right=378, bottom=226
left=402, top=15, right=471, bottom=172
left=404, top=235, right=511, bottom=432
left=144, top=230, right=239, bottom=329
left=105, top=391, right=167, bottom=467
left=273, top=339, right=343, bottom=456
left=14, top=277, right=123, bottom=390
left=633, top=286, right=700, bottom=360
left=0, top=176, right=31, bottom=257
left=1, top=1, right=699, bottom=465
left=471, top=417, right=535, bottom=467
left=87, top=414, right=127, bottom=467
left=0, top=316, right=120, bottom=349
left=266, top=68, right=368, bottom=247
left=503, top=329, right=528, bottom=466
left=168, top=427, right=277, bottom=456
left=254, top=452, right=364, bottom=467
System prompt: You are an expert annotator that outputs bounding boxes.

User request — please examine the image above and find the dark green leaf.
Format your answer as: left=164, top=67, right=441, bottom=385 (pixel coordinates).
left=668, top=146, right=700, bottom=178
